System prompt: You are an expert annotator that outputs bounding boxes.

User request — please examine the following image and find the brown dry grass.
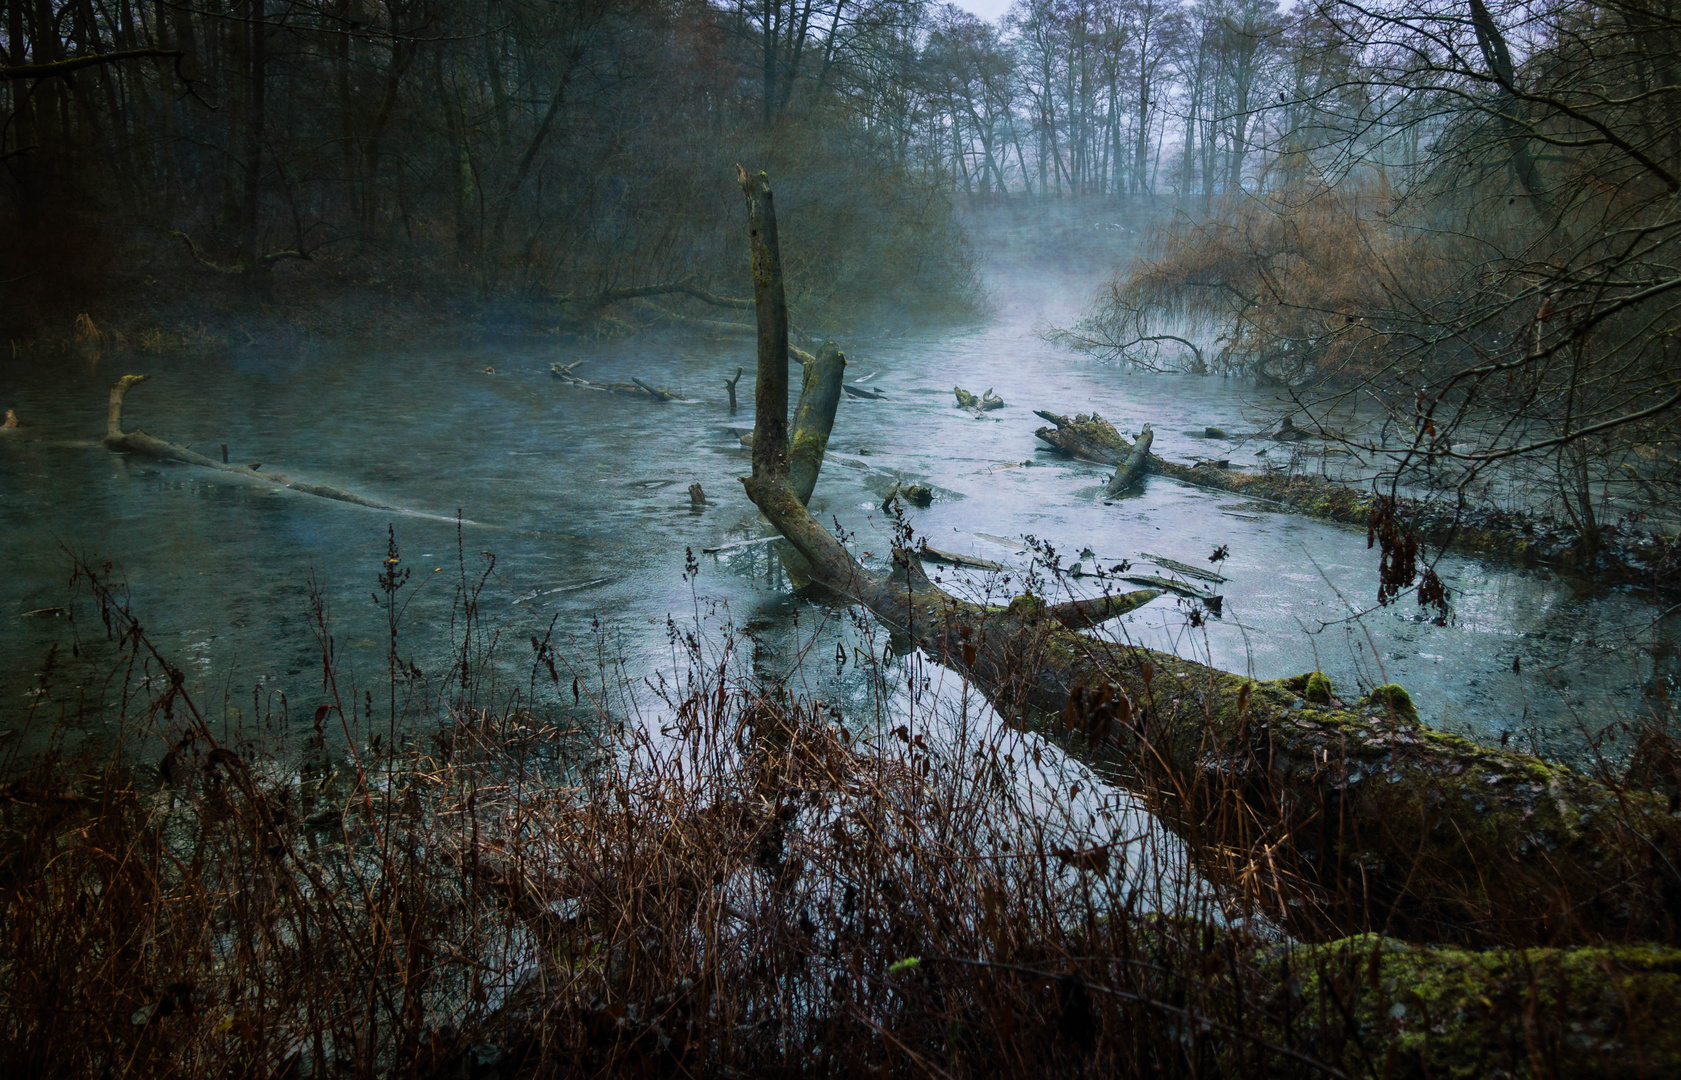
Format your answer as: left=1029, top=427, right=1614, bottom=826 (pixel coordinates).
left=2, top=549, right=1677, bottom=1078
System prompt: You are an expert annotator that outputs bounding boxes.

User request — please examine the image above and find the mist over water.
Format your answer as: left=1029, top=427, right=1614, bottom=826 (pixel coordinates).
left=1, top=242, right=1671, bottom=764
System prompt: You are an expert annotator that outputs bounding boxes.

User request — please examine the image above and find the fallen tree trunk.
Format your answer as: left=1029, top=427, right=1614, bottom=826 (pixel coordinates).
left=1104, top=424, right=1153, bottom=496
left=1034, top=411, right=1679, bottom=590
left=735, top=174, right=1681, bottom=947
left=101, top=375, right=398, bottom=511
left=549, top=362, right=688, bottom=402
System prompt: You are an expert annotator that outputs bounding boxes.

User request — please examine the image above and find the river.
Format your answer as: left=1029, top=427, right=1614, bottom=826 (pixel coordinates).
left=1, top=262, right=1672, bottom=765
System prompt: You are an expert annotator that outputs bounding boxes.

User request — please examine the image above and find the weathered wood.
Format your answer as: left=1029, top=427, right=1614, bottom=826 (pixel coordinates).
left=1140, top=553, right=1229, bottom=583
left=1119, top=574, right=1221, bottom=611
left=955, top=386, right=1004, bottom=415
left=788, top=342, right=846, bottom=506
left=549, top=362, right=686, bottom=401
left=917, top=544, right=1007, bottom=572
left=736, top=181, right=1681, bottom=947
left=630, top=377, right=687, bottom=403
left=1033, top=408, right=1673, bottom=588
left=1104, top=424, right=1153, bottom=496
left=739, top=166, right=790, bottom=484
left=101, top=375, right=398, bottom=511
left=725, top=366, right=744, bottom=413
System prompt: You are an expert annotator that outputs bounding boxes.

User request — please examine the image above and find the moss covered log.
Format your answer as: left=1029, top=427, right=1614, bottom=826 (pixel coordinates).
left=1260, top=934, right=1681, bottom=1077
left=788, top=342, right=846, bottom=506
left=744, top=482, right=1681, bottom=944
left=1032, top=410, right=1680, bottom=590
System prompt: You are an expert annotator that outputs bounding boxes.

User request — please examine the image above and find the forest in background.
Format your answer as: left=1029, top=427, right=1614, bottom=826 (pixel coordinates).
left=0, top=0, right=1487, bottom=338
left=9, top=3, right=1681, bottom=1075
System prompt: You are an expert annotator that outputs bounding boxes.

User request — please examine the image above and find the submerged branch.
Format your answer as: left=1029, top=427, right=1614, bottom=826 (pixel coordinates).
left=102, top=374, right=399, bottom=511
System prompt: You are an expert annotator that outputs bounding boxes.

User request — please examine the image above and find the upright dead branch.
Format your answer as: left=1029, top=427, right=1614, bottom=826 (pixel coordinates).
left=788, top=342, right=845, bottom=505
left=739, top=166, right=790, bottom=484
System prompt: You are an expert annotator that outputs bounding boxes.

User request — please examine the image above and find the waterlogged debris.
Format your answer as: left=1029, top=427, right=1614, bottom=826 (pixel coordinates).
left=1102, top=424, right=1152, bottom=497
left=917, top=544, right=1007, bottom=572
left=703, top=536, right=781, bottom=554
left=973, top=532, right=1025, bottom=551
left=1120, top=574, right=1222, bottom=612
left=881, top=481, right=933, bottom=509
left=1138, top=553, right=1229, bottom=583
left=549, top=361, right=691, bottom=402
left=512, top=577, right=615, bottom=604
left=954, top=386, right=1004, bottom=415
left=100, top=374, right=407, bottom=513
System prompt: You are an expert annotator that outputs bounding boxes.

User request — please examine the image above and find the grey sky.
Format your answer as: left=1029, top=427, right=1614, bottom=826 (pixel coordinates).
left=950, top=0, right=1014, bottom=23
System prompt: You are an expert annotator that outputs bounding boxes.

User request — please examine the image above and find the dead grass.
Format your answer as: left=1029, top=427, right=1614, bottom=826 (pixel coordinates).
left=1, top=548, right=1678, bottom=1078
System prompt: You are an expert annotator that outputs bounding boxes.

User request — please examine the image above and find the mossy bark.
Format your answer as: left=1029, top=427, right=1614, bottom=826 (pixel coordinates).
left=1103, top=424, right=1152, bottom=496
left=1255, top=933, right=1681, bottom=1078
left=788, top=342, right=845, bottom=505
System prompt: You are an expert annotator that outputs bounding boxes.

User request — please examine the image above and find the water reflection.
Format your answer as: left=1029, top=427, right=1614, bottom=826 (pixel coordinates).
left=0, top=266, right=1671, bottom=763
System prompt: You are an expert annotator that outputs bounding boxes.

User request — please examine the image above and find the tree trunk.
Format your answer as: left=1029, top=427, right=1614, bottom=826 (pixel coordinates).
left=736, top=178, right=1681, bottom=948
left=1104, top=424, right=1152, bottom=496
left=788, top=342, right=844, bottom=505
left=102, top=375, right=400, bottom=511
left=740, top=167, right=790, bottom=484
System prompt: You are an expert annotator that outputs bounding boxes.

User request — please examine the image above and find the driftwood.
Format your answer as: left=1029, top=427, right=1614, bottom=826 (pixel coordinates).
left=954, top=386, right=1004, bottom=415
left=549, top=361, right=687, bottom=402
left=1031, top=409, right=1681, bottom=588
left=1118, top=574, right=1222, bottom=613
left=917, top=544, right=1007, bottom=572
left=735, top=173, right=1681, bottom=948
left=881, top=482, right=933, bottom=509
left=1103, top=424, right=1153, bottom=496
left=724, top=367, right=744, bottom=412
left=1139, top=554, right=1228, bottom=583
left=101, top=375, right=398, bottom=511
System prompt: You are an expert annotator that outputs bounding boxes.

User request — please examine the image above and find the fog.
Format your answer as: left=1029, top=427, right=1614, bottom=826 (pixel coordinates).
left=4, top=1, right=1681, bottom=1073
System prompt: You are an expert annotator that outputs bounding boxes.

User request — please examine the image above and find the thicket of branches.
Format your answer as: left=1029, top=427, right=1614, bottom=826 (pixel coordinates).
left=0, top=1, right=984, bottom=333
left=1065, top=0, right=1681, bottom=554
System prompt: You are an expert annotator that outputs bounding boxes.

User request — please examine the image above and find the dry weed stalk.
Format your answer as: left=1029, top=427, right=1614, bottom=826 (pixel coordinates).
left=1, top=552, right=1678, bottom=1078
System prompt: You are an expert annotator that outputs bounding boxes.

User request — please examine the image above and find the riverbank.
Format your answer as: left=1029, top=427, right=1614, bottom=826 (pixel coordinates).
left=5, top=568, right=1677, bottom=1079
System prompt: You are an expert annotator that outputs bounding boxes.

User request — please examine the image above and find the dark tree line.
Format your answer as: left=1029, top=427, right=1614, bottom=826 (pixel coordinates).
left=1057, top=0, right=1681, bottom=561
left=0, top=1, right=980, bottom=330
